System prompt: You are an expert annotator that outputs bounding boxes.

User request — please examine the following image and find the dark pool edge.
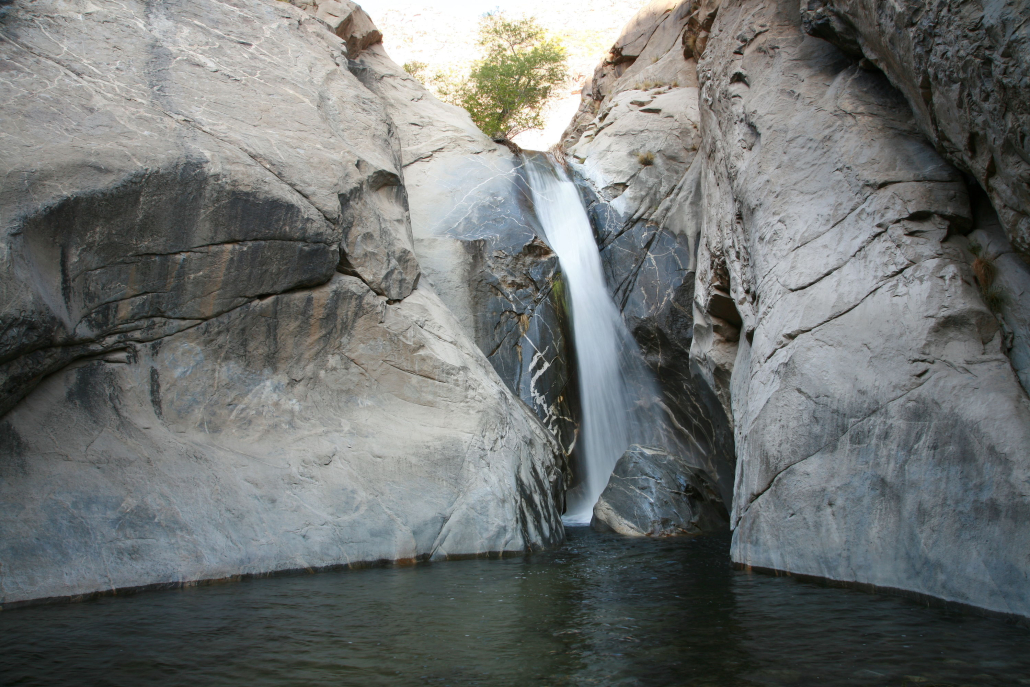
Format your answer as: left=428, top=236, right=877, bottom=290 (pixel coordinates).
left=735, top=562, right=1030, bottom=628
left=0, top=547, right=547, bottom=613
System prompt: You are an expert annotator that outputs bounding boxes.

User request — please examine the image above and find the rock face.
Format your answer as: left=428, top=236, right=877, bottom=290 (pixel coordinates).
left=965, top=188, right=1030, bottom=393
left=798, top=0, right=1030, bottom=398
left=562, top=0, right=736, bottom=518
left=801, top=0, right=1030, bottom=257
left=591, top=445, right=729, bottom=536
left=348, top=43, right=579, bottom=457
left=0, top=0, right=564, bottom=605
left=569, top=0, right=1030, bottom=618
left=694, top=0, right=1030, bottom=617
left=289, top=0, right=383, bottom=55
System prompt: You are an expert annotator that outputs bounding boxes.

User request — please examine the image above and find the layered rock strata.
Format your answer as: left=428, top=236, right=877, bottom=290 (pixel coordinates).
left=0, top=0, right=564, bottom=605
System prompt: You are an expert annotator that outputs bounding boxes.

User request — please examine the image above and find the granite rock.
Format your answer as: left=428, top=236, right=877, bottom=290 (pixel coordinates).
left=349, top=44, right=579, bottom=456
left=0, top=276, right=565, bottom=604
left=591, top=445, right=729, bottom=536
left=563, top=0, right=736, bottom=506
left=695, top=0, right=1030, bottom=618
left=801, top=0, right=1030, bottom=257
left=0, top=0, right=564, bottom=605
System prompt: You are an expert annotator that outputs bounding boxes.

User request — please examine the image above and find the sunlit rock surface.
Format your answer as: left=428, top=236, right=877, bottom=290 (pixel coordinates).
left=0, top=0, right=564, bottom=605
left=347, top=43, right=579, bottom=457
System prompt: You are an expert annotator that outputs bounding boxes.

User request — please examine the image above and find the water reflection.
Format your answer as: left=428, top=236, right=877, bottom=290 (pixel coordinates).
left=1, top=529, right=1027, bottom=686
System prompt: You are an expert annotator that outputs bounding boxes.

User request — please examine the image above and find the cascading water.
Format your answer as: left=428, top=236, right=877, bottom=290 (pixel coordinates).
left=523, top=153, right=664, bottom=524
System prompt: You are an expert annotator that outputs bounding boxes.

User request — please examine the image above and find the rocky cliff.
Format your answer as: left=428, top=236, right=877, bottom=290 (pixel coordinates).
left=346, top=41, right=579, bottom=456
left=565, top=0, right=1030, bottom=618
left=564, top=0, right=738, bottom=518
left=801, top=0, right=1030, bottom=258
left=0, top=0, right=565, bottom=606
left=3, top=0, right=1028, bottom=620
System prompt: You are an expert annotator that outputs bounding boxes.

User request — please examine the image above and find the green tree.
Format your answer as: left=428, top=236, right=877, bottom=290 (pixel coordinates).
left=402, top=61, right=429, bottom=82
left=443, top=14, right=568, bottom=140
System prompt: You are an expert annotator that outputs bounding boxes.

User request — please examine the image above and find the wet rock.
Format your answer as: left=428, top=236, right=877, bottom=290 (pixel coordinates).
left=349, top=44, right=578, bottom=456
left=591, top=445, right=729, bottom=536
left=562, top=0, right=735, bottom=504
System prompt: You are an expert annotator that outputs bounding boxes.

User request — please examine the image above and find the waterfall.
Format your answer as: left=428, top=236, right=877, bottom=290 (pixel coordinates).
left=523, top=153, right=663, bottom=524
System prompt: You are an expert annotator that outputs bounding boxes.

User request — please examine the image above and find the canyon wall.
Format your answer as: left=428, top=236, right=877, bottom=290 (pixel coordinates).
left=801, top=0, right=1030, bottom=257
left=346, top=41, right=578, bottom=456
left=566, top=0, right=1030, bottom=617
left=3, top=0, right=1028, bottom=618
left=0, top=0, right=565, bottom=605
left=564, top=0, right=737, bottom=514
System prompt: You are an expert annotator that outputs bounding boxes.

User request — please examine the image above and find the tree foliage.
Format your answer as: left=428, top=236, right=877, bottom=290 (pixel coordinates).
left=440, top=14, right=568, bottom=140
left=402, top=61, right=429, bottom=81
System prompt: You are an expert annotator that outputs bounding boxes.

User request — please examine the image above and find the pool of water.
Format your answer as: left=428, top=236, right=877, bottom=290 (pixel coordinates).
left=2, top=528, right=1028, bottom=686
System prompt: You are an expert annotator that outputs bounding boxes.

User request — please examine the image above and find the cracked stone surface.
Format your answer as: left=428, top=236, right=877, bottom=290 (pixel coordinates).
left=801, top=0, right=1030, bottom=257
left=591, top=445, right=729, bottom=536
left=0, top=0, right=564, bottom=605
left=562, top=0, right=736, bottom=525
left=695, top=0, right=1030, bottom=618
left=0, top=276, right=564, bottom=604
left=349, top=44, right=578, bottom=457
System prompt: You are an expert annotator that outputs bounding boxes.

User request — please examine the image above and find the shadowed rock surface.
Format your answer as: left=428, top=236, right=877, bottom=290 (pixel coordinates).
left=0, top=0, right=564, bottom=605
left=591, top=445, right=729, bottom=536
left=798, top=0, right=1030, bottom=396
left=567, top=0, right=1030, bottom=618
left=695, top=0, right=1030, bottom=618
left=561, top=0, right=735, bottom=510
left=964, top=187, right=1030, bottom=392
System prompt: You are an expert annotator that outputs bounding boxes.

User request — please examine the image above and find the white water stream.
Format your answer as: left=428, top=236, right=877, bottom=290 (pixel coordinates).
left=524, top=154, right=662, bottom=524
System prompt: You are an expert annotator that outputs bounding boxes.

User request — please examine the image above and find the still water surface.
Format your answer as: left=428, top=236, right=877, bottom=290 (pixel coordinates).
left=2, top=528, right=1028, bottom=687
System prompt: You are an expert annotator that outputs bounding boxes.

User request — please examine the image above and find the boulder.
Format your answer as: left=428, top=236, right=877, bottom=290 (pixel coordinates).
left=591, top=445, right=729, bottom=537
left=287, top=0, right=382, bottom=56
left=695, top=0, right=1030, bottom=618
left=0, top=0, right=419, bottom=419
left=0, top=0, right=564, bottom=605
